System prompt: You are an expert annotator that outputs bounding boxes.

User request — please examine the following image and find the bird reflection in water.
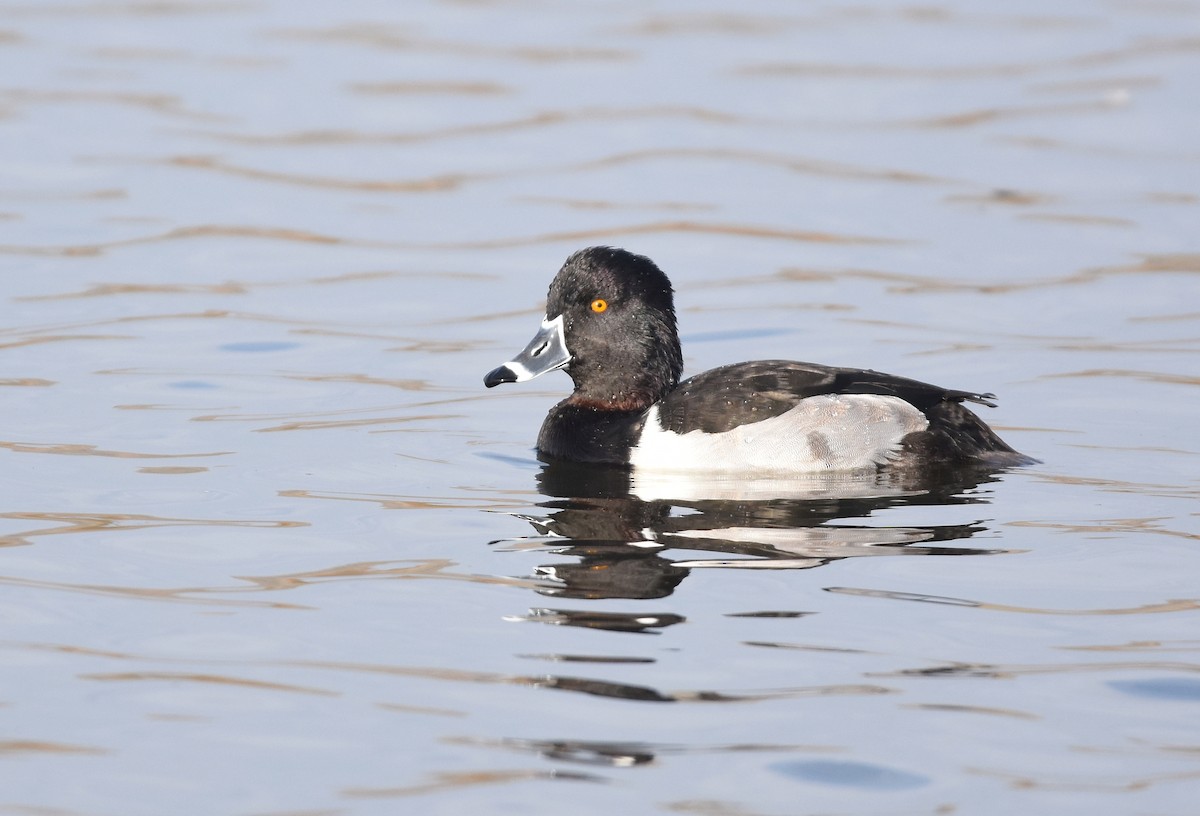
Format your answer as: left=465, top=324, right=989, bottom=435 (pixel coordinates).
left=495, top=460, right=1020, bottom=633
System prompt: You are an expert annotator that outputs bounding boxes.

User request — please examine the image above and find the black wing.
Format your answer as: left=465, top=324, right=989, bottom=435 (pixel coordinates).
left=656, top=360, right=997, bottom=435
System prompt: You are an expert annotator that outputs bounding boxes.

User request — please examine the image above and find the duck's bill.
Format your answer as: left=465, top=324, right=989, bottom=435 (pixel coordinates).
left=484, top=314, right=571, bottom=388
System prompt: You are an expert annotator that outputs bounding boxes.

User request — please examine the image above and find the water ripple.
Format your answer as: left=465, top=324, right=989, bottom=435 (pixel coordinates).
left=766, top=252, right=1200, bottom=296
left=349, top=80, right=510, bottom=96
left=271, top=23, right=635, bottom=63
left=898, top=97, right=1126, bottom=129
left=827, top=586, right=1200, bottom=615
left=969, top=765, right=1200, bottom=793
left=16, top=269, right=453, bottom=302
left=0, top=440, right=232, bottom=459
left=0, top=87, right=227, bottom=122
left=740, top=36, right=1200, bottom=79
left=180, top=106, right=774, bottom=147
left=142, top=145, right=960, bottom=198
left=561, top=147, right=959, bottom=185
left=165, top=154, right=488, bottom=193
left=342, top=769, right=602, bottom=800
left=0, top=2, right=254, bottom=18
left=0, top=740, right=107, bottom=756
left=1044, top=369, right=1200, bottom=387
left=446, top=735, right=835, bottom=766
left=0, top=510, right=303, bottom=549
left=80, top=671, right=338, bottom=697
left=0, top=219, right=902, bottom=257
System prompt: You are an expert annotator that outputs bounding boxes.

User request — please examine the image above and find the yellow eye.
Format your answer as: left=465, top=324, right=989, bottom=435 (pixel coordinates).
left=590, top=298, right=608, bottom=313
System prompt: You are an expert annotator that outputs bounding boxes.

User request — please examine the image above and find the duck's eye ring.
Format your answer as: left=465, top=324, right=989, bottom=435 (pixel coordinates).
left=590, top=298, right=608, bottom=313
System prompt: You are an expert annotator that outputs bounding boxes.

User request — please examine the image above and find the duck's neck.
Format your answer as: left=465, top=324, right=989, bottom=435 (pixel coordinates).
left=565, top=390, right=660, bottom=412
left=565, top=351, right=680, bottom=412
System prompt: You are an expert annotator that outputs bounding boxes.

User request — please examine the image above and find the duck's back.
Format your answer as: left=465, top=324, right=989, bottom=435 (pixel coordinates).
left=632, top=361, right=1031, bottom=473
left=654, top=361, right=990, bottom=432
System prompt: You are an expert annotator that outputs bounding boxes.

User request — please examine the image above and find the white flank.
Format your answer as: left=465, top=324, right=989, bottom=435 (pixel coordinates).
left=629, top=394, right=928, bottom=476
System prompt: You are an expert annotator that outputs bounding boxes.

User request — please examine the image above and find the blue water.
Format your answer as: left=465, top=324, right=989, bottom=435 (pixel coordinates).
left=0, top=1, right=1197, bottom=814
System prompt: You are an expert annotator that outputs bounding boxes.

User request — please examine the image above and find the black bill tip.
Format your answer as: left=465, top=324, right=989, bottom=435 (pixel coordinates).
left=484, top=365, right=517, bottom=388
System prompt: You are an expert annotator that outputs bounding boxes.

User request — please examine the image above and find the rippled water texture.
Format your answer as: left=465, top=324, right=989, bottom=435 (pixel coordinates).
left=1, top=1, right=1198, bottom=814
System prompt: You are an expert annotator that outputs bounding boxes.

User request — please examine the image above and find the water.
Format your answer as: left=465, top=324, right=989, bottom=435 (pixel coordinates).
left=1, top=1, right=1198, bottom=814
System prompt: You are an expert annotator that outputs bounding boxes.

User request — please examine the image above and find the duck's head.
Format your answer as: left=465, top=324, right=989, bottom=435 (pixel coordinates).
left=484, top=246, right=684, bottom=410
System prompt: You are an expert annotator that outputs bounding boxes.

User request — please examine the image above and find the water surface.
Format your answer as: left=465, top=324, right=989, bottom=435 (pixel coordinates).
left=1, top=1, right=1198, bottom=814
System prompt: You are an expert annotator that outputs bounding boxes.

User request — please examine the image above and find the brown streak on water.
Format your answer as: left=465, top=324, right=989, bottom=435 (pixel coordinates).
left=881, top=660, right=1200, bottom=678
left=349, top=80, right=510, bottom=96
left=0, top=187, right=125, bottom=201
left=375, top=701, right=467, bottom=718
left=137, top=466, right=209, bottom=474
left=903, top=703, right=1040, bottom=720
left=1025, top=75, right=1162, bottom=95
left=80, top=671, right=339, bottom=697
left=1028, top=473, right=1198, bottom=500
left=740, top=36, right=1200, bottom=79
left=191, top=395, right=474, bottom=426
left=518, top=195, right=718, bottom=213
left=617, top=13, right=818, bottom=36
left=276, top=489, right=542, bottom=511
left=968, top=765, right=1200, bottom=793
left=1061, top=640, right=1200, bottom=653
left=281, top=373, right=434, bottom=391
left=230, top=557, right=550, bottom=593
left=1, top=3, right=255, bottom=18
left=0, top=333, right=133, bottom=350
left=0, top=441, right=233, bottom=458
left=342, top=770, right=571, bottom=800
left=1045, top=369, right=1200, bottom=386
left=998, top=133, right=1200, bottom=162
left=255, top=413, right=460, bottom=433
left=429, top=221, right=904, bottom=249
left=16, top=269, right=477, bottom=302
left=1008, top=517, right=1200, bottom=540
left=0, top=576, right=311, bottom=609
left=0, top=219, right=899, bottom=257
left=946, top=189, right=1058, bottom=206
left=5, top=311, right=334, bottom=339
left=901, top=98, right=1125, bottom=129
left=271, top=23, right=636, bottom=62
left=1018, top=212, right=1136, bottom=228
left=0, top=740, right=108, bottom=756
left=0, top=511, right=304, bottom=549
left=827, top=586, right=1200, bottom=615
left=167, top=155, right=485, bottom=193
left=563, top=147, right=959, bottom=185
left=769, top=252, right=1200, bottom=294
left=17, top=281, right=251, bottom=300
left=181, top=106, right=766, bottom=147
left=0, top=86, right=226, bottom=120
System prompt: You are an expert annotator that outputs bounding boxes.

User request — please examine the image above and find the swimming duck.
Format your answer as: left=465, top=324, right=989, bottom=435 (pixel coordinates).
left=484, top=246, right=1033, bottom=473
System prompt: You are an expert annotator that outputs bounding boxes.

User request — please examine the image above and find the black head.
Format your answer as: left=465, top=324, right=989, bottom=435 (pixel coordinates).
left=484, top=246, right=684, bottom=410
left=548, top=247, right=683, bottom=408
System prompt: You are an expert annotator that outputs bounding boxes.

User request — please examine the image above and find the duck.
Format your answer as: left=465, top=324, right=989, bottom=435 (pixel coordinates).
left=484, top=246, right=1034, bottom=474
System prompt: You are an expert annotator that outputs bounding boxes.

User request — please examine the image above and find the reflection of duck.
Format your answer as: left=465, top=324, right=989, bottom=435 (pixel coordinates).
left=496, top=461, right=1015, bottom=622
left=485, top=246, right=1036, bottom=473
